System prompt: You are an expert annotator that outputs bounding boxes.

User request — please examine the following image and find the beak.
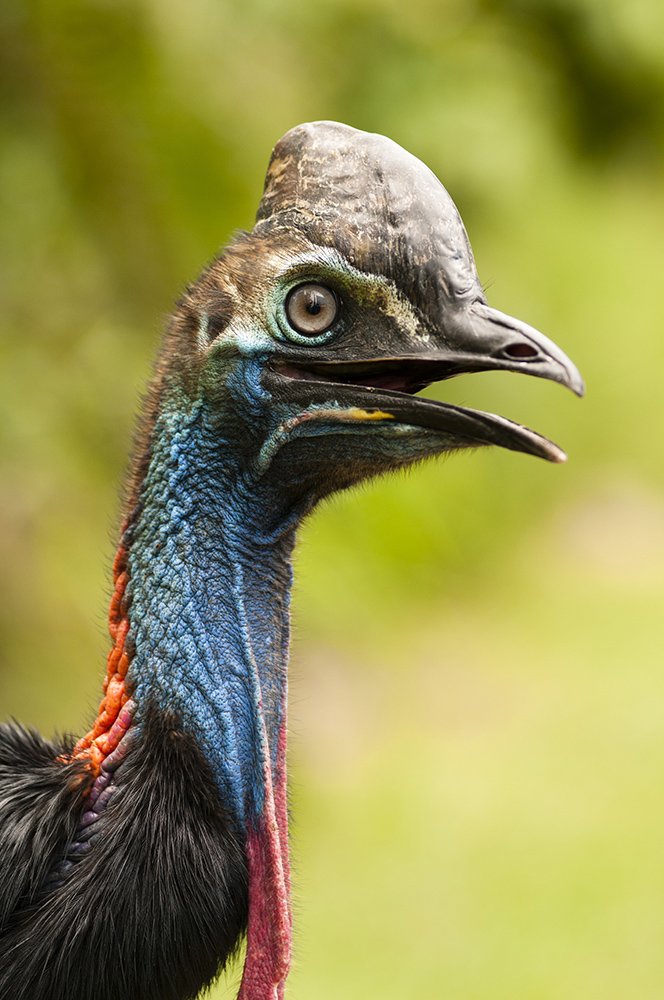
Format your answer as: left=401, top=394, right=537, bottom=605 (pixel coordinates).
left=269, top=302, right=583, bottom=465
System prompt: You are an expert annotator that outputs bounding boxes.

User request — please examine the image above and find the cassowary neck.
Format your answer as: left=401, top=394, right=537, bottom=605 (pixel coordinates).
left=127, top=396, right=295, bottom=822
left=76, top=388, right=296, bottom=998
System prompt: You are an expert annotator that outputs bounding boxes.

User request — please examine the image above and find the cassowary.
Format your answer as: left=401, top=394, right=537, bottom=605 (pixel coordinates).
left=0, top=121, right=583, bottom=1000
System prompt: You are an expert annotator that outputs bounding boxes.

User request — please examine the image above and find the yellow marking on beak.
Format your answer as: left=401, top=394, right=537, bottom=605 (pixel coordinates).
left=343, top=408, right=395, bottom=421
left=296, top=406, right=395, bottom=425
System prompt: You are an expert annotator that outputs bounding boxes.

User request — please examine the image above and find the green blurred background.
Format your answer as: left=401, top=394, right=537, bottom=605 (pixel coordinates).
left=1, top=1, right=663, bottom=997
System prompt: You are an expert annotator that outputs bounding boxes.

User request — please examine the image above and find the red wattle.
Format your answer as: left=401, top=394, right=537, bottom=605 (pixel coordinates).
left=238, top=724, right=291, bottom=1000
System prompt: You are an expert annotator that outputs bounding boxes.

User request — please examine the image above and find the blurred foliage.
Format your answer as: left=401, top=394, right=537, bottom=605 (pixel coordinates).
left=1, top=1, right=663, bottom=997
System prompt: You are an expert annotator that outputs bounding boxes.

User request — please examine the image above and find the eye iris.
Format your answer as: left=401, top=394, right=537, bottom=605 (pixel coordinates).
left=286, top=283, right=338, bottom=335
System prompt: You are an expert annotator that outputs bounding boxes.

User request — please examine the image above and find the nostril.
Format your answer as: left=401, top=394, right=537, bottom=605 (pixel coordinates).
left=502, top=342, right=539, bottom=360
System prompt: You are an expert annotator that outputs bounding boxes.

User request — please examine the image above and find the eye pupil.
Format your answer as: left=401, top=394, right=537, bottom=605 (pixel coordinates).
left=285, top=283, right=339, bottom=336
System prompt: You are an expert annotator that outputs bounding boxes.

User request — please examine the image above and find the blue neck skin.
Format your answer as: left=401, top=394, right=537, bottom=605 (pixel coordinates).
left=124, top=393, right=297, bottom=827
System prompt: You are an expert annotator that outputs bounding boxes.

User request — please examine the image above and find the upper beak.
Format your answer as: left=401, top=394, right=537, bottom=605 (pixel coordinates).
left=439, top=301, right=585, bottom=397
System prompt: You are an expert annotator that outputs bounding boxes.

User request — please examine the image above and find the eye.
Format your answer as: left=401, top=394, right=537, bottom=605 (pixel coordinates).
left=285, top=283, right=339, bottom=337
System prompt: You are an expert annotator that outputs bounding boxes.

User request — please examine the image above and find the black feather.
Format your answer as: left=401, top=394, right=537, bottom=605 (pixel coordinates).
left=0, top=724, right=90, bottom=931
left=0, top=703, right=248, bottom=1000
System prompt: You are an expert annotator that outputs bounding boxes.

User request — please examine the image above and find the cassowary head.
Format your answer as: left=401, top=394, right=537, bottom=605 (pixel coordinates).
left=138, top=120, right=582, bottom=515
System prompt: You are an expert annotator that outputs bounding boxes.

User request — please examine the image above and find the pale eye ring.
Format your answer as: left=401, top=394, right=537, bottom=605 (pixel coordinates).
left=285, top=283, right=339, bottom=336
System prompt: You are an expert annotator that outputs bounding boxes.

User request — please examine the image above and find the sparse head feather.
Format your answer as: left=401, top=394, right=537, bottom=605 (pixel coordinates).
left=255, top=120, right=481, bottom=314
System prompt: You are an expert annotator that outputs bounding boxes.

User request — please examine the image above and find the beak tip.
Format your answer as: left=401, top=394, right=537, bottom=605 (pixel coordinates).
left=562, top=363, right=585, bottom=399
left=572, top=374, right=586, bottom=399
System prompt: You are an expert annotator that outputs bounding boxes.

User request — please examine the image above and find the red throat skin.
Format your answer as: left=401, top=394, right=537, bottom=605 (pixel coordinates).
left=72, top=541, right=133, bottom=773
left=238, top=723, right=292, bottom=999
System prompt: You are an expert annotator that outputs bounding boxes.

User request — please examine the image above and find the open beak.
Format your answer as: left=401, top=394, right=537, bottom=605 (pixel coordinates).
left=271, top=302, right=584, bottom=464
